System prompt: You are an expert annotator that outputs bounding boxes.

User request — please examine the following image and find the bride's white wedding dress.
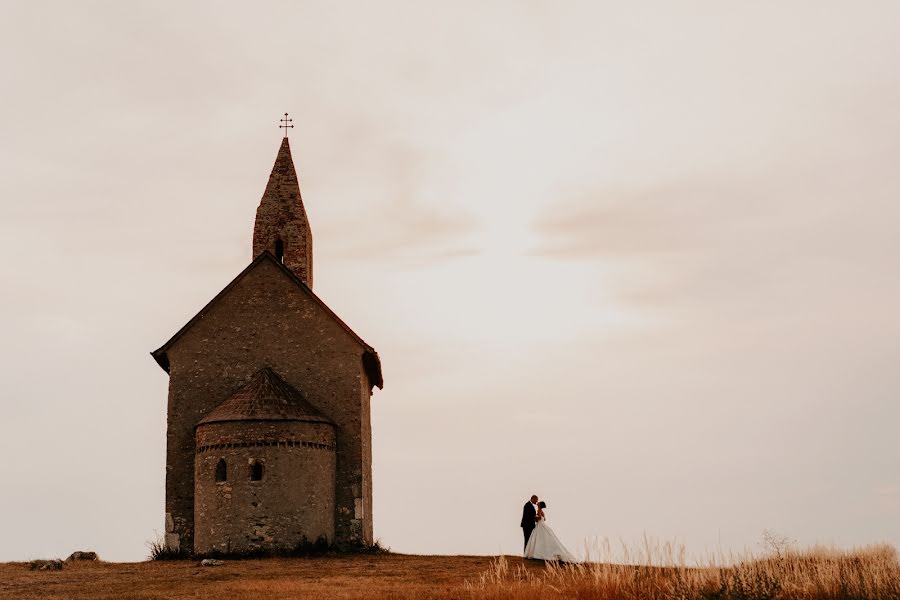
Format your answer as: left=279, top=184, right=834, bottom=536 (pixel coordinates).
left=524, top=516, right=576, bottom=562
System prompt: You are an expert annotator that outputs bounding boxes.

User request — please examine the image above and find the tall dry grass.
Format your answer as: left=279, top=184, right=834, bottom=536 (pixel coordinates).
left=465, top=539, right=900, bottom=600
left=3, top=540, right=897, bottom=599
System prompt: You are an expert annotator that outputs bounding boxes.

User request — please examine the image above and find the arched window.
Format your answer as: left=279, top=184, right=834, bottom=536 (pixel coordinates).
left=275, top=239, right=284, bottom=263
left=214, top=459, right=227, bottom=483
left=249, top=460, right=264, bottom=481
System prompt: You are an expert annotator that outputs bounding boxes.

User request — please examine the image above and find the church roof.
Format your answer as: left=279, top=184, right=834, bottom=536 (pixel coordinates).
left=197, top=367, right=333, bottom=426
left=253, top=136, right=314, bottom=286
left=263, top=137, right=307, bottom=216
left=150, top=251, right=383, bottom=389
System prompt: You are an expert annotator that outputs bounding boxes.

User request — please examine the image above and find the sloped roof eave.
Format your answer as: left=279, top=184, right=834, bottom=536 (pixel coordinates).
left=150, top=252, right=383, bottom=390
left=195, top=415, right=336, bottom=428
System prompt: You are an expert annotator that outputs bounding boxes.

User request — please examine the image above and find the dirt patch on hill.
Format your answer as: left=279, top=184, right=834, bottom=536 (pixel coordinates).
left=0, top=554, right=538, bottom=600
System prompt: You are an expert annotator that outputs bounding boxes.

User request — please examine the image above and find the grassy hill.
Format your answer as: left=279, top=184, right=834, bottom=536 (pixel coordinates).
left=1, top=554, right=505, bottom=600
left=2, top=545, right=898, bottom=599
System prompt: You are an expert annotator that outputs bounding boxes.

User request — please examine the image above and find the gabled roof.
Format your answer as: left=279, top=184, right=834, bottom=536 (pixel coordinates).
left=197, top=367, right=333, bottom=426
left=151, top=252, right=383, bottom=389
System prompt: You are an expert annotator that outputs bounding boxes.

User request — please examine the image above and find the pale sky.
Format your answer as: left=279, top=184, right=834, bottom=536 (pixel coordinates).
left=1, top=1, right=899, bottom=562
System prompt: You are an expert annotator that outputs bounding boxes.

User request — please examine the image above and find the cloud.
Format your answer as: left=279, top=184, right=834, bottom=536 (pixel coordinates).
left=325, top=194, right=479, bottom=265
left=529, top=158, right=900, bottom=318
left=310, top=141, right=481, bottom=267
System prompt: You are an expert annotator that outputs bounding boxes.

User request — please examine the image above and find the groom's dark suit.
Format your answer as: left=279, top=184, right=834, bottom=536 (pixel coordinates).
left=521, top=501, right=537, bottom=551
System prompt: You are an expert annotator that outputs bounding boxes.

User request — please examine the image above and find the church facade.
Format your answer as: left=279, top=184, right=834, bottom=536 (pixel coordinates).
left=151, top=135, right=383, bottom=554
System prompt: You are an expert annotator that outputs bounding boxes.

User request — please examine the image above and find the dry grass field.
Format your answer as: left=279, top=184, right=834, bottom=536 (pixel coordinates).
left=2, top=544, right=898, bottom=600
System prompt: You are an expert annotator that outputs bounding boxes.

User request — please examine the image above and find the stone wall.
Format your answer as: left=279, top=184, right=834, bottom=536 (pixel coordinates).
left=194, top=420, right=336, bottom=554
left=163, top=258, right=374, bottom=552
left=252, top=138, right=313, bottom=286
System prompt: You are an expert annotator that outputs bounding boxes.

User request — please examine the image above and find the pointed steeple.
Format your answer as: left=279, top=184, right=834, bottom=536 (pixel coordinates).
left=252, top=137, right=313, bottom=286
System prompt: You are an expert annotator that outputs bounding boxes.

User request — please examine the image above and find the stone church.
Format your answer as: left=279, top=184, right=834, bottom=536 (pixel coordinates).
left=151, top=133, right=383, bottom=554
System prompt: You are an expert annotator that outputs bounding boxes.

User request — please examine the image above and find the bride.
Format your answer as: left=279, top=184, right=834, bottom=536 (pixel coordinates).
left=524, top=501, right=577, bottom=562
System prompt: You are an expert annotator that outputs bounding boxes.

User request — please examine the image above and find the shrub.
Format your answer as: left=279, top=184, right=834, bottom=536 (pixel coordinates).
left=146, top=535, right=190, bottom=561
left=146, top=532, right=388, bottom=561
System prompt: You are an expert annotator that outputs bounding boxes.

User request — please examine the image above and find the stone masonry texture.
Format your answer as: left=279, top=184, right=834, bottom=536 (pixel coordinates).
left=154, top=138, right=380, bottom=554
left=253, top=137, right=313, bottom=287
left=161, top=256, right=375, bottom=552
left=194, top=420, right=337, bottom=553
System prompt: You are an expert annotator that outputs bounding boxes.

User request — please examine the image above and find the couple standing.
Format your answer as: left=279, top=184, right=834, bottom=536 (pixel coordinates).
left=520, top=494, right=576, bottom=562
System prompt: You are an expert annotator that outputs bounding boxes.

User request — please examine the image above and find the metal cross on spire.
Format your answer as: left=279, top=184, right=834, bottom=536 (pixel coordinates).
left=279, top=113, right=293, bottom=138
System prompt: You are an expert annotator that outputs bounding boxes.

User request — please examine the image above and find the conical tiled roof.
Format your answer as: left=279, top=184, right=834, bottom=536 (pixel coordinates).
left=197, top=368, right=333, bottom=426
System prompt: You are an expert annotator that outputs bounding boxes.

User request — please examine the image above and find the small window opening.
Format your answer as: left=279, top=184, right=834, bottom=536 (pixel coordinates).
left=249, top=460, right=264, bottom=481
left=275, top=239, right=284, bottom=263
left=214, top=459, right=227, bottom=483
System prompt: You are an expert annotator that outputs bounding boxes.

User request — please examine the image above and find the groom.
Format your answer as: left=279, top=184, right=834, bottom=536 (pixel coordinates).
left=521, top=494, right=539, bottom=551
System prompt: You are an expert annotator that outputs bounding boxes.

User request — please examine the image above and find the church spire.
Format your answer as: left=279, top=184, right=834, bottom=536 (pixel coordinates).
left=252, top=135, right=313, bottom=287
